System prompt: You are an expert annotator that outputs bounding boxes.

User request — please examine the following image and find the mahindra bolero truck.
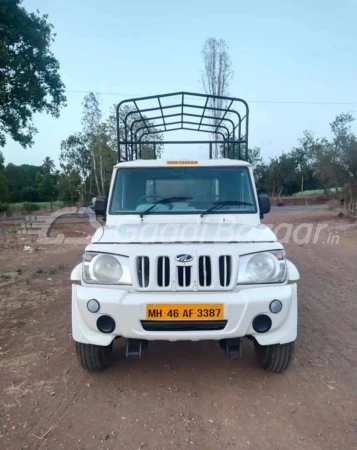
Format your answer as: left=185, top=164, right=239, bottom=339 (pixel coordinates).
left=70, top=92, right=299, bottom=373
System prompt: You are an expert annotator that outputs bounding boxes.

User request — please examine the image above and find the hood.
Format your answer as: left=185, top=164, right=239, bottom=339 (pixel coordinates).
left=92, top=221, right=277, bottom=244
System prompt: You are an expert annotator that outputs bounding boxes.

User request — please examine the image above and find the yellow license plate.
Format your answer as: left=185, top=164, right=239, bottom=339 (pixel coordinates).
left=146, top=304, right=224, bottom=320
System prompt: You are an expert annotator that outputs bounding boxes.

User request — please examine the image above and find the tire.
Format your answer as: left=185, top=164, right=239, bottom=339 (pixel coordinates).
left=254, top=341, right=295, bottom=373
left=75, top=341, right=113, bottom=371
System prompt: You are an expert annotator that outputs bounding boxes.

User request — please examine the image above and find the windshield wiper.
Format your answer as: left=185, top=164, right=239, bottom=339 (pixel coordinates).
left=140, top=197, right=193, bottom=217
left=200, top=200, right=254, bottom=217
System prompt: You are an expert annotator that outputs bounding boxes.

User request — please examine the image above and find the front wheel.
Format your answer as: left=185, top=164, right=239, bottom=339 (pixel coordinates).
left=76, top=342, right=113, bottom=371
left=254, top=341, right=295, bottom=373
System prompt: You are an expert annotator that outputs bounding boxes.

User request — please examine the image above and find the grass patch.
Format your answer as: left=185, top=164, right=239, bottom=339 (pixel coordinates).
left=292, top=188, right=342, bottom=197
left=9, top=201, right=66, bottom=212
left=0, top=273, right=11, bottom=281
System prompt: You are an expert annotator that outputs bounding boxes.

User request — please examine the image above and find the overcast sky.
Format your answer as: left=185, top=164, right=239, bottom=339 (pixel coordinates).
left=3, top=0, right=357, bottom=166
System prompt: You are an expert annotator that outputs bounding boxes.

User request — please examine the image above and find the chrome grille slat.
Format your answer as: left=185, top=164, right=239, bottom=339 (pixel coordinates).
left=137, top=256, right=149, bottom=288
left=157, top=256, right=170, bottom=287
left=203, top=256, right=207, bottom=287
left=141, top=258, right=145, bottom=286
left=178, top=266, right=192, bottom=287
left=219, top=255, right=232, bottom=287
left=224, top=256, right=227, bottom=285
left=199, top=256, right=212, bottom=287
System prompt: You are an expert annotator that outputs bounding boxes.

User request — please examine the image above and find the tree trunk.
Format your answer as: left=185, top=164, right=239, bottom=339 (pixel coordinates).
left=334, top=177, right=339, bottom=196
left=81, top=168, right=87, bottom=203
left=300, top=174, right=304, bottom=196
left=99, top=153, right=105, bottom=195
left=92, top=153, right=102, bottom=196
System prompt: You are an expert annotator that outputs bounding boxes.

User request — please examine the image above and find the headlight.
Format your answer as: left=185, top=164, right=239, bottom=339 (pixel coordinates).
left=83, top=252, right=131, bottom=285
left=237, top=251, right=286, bottom=284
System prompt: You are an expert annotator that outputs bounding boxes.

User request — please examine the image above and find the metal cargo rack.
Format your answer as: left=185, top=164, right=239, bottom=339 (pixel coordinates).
left=116, top=91, right=249, bottom=162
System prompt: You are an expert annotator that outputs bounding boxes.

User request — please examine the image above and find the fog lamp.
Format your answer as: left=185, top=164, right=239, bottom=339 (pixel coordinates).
left=87, top=299, right=100, bottom=313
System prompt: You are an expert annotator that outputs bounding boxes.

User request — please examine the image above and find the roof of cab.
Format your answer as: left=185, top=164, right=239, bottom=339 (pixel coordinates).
left=114, top=159, right=251, bottom=168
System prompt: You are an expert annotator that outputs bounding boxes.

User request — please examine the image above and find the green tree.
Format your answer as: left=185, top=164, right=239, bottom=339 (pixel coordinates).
left=253, top=151, right=314, bottom=197
left=292, top=130, right=316, bottom=196
left=0, top=173, right=9, bottom=202
left=58, top=170, right=82, bottom=204
left=330, top=113, right=354, bottom=149
left=247, top=147, right=263, bottom=169
left=0, top=151, right=4, bottom=170
left=343, top=136, right=357, bottom=183
left=268, top=157, right=281, bottom=198
left=82, top=93, right=103, bottom=195
left=1, top=160, right=41, bottom=202
left=278, top=153, right=299, bottom=195
left=253, top=161, right=269, bottom=193
left=21, top=186, right=40, bottom=202
left=5, top=163, right=41, bottom=202
left=60, top=133, right=91, bottom=201
left=60, top=95, right=165, bottom=202
left=0, top=151, right=10, bottom=203
left=306, top=113, right=355, bottom=195
left=36, top=172, right=57, bottom=209
left=309, top=137, right=335, bottom=194
left=108, top=104, right=164, bottom=161
left=42, top=156, right=55, bottom=174
left=330, top=113, right=355, bottom=188
left=62, top=94, right=115, bottom=199
left=0, top=0, right=66, bottom=147
left=94, top=123, right=116, bottom=193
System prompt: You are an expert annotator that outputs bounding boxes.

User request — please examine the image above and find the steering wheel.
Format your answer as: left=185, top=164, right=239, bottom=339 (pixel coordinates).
left=136, top=195, right=164, bottom=206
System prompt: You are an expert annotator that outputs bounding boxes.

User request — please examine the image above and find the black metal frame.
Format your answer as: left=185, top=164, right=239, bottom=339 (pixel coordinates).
left=116, top=91, right=249, bottom=162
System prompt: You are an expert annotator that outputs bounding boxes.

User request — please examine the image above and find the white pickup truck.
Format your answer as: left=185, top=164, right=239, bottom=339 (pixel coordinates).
left=70, top=92, right=299, bottom=373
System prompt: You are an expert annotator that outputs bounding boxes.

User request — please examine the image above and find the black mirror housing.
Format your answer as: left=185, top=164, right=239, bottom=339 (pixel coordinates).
left=258, top=194, right=270, bottom=218
left=94, top=196, right=108, bottom=217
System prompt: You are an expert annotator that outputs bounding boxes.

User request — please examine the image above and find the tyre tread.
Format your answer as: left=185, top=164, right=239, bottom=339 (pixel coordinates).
left=255, top=341, right=294, bottom=373
left=76, top=342, right=112, bottom=371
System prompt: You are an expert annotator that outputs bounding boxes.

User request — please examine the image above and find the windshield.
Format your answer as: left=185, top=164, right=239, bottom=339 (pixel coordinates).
left=109, top=166, right=257, bottom=215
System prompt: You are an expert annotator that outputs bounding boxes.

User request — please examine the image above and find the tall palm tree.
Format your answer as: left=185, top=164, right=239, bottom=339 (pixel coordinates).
left=42, top=156, right=55, bottom=174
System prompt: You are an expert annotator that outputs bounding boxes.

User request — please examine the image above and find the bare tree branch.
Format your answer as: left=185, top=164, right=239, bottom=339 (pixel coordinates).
left=201, top=38, right=233, bottom=157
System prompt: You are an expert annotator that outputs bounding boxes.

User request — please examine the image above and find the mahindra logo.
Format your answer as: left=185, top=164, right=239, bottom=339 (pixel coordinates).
left=175, top=254, right=194, bottom=263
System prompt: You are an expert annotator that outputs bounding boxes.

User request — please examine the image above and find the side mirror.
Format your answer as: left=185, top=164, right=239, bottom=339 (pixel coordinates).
left=94, top=196, right=108, bottom=218
left=258, top=194, right=270, bottom=219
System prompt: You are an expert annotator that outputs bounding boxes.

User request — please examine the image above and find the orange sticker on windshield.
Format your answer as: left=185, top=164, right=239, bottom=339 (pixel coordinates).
left=166, top=160, right=198, bottom=165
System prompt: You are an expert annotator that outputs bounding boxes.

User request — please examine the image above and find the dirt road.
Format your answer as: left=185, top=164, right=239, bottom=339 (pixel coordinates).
left=0, top=210, right=356, bottom=450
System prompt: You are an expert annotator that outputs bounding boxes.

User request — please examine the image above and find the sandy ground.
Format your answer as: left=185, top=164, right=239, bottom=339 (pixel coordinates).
left=0, top=210, right=356, bottom=450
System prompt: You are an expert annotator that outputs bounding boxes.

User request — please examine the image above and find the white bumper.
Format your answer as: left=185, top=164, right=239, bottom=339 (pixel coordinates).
left=72, top=283, right=297, bottom=346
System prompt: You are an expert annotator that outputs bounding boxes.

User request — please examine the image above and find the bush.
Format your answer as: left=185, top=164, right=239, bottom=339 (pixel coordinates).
left=5, top=205, right=13, bottom=217
left=0, top=203, right=13, bottom=216
left=0, top=202, right=9, bottom=213
left=292, top=188, right=343, bottom=198
left=327, top=199, right=341, bottom=210
left=21, top=186, right=40, bottom=202
left=22, top=202, right=41, bottom=213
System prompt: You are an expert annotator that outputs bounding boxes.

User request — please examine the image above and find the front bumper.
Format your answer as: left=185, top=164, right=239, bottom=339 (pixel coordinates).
left=72, top=283, right=297, bottom=346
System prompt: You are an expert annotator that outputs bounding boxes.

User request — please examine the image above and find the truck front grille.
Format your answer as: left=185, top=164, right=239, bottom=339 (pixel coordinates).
left=135, top=254, right=235, bottom=291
